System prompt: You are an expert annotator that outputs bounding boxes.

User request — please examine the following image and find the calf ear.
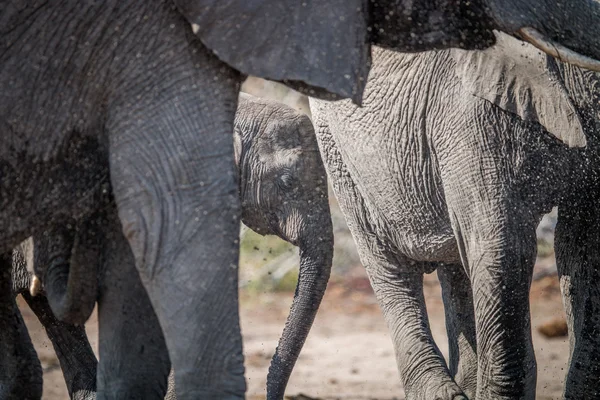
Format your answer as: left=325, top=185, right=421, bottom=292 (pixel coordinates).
left=452, top=32, right=586, bottom=148
left=176, top=0, right=371, bottom=104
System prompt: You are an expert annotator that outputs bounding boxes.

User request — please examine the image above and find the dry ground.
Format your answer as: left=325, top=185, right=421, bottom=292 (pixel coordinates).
left=22, top=261, right=568, bottom=400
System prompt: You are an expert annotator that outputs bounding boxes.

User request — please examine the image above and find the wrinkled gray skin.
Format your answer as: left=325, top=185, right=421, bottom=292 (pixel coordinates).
left=2, top=247, right=98, bottom=400
left=27, top=206, right=173, bottom=400
left=0, top=253, right=44, bottom=400
left=310, top=32, right=599, bottom=400
left=2, top=1, right=600, bottom=398
left=6, top=95, right=332, bottom=400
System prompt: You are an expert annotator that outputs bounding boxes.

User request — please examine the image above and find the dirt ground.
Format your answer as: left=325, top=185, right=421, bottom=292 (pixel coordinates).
left=22, top=259, right=568, bottom=400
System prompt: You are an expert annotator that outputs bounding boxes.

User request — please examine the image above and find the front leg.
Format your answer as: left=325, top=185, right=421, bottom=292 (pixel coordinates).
left=438, top=107, right=543, bottom=399
left=107, top=37, right=243, bottom=398
left=447, top=204, right=538, bottom=400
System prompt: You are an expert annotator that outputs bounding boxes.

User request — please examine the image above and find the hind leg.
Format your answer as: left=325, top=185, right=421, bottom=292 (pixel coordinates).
left=438, top=263, right=477, bottom=398
left=22, top=290, right=97, bottom=400
left=365, top=254, right=465, bottom=400
left=0, top=253, right=42, bottom=400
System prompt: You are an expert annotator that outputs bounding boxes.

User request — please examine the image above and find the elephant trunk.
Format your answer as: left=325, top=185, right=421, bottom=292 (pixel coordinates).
left=40, top=217, right=102, bottom=326
left=44, top=249, right=97, bottom=326
left=22, top=291, right=98, bottom=400
left=266, top=212, right=333, bottom=399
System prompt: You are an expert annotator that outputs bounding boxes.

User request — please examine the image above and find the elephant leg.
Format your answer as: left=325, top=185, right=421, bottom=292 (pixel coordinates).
left=107, top=33, right=243, bottom=398
left=555, top=194, right=600, bottom=398
left=22, top=291, right=97, bottom=400
left=447, top=205, right=537, bottom=400
left=165, top=370, right=177, bottom=400
left=0, top=253, right=42, bottom=400
left=313, top=118, right=461, bottom=399
left=437, top=263, right=477, bottom=398
left=11, top=221, right=97, bottom=399
left=366, top=254, right=464, bottom=400
left=96, top=208, right=171, bottom=400
left=438, top=109, right=541, bottom=399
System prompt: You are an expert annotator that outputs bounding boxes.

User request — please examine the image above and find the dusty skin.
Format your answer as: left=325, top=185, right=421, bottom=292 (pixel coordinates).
left=23, top=259, right=567, bottom=400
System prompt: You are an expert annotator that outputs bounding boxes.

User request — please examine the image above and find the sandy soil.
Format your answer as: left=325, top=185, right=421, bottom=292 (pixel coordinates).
left=21, top=260, right=568, bottom=400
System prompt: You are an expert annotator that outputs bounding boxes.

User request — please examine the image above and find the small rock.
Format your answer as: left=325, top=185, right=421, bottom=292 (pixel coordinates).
left=538, top=317, right=568, bottom=338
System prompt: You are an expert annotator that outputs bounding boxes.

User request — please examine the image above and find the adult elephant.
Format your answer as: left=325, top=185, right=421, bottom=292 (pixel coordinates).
left=310, top=32, right=598, bottom=399
left=2, top=2, right=600, bottom=399
left=13, top=94, right=333, bottom=399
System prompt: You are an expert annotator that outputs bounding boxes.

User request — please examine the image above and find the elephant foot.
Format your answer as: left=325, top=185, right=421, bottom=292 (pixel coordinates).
left=72, top=389, right=96, bottom=400
left=406, top=379, right=466, bottom=400
left=432, top=386, right=468, bottom=400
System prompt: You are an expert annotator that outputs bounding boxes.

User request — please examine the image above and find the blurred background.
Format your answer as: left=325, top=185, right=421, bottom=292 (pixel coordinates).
left=22, top=77, right=568, bottom=400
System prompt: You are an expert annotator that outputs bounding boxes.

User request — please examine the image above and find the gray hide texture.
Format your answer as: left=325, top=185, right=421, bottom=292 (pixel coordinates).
left=13, top=94, right=332, bottom=400
left=3, top=1, right=600, bottom=398
left=310, top=31, right=598, bottom=400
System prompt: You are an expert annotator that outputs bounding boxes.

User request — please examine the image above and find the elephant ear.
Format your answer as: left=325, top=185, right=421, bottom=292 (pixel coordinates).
left=176, top=0, right=370, bottom=104
left=452, top=32, right=586, bottom=147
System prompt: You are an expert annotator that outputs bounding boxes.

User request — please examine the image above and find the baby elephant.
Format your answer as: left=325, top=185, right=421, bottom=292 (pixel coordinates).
left=6, top=93, right=333, bottom=400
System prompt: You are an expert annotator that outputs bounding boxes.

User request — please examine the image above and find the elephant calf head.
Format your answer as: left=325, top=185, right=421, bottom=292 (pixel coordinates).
left=234, top=93, right=334, bottom=398
left=235, top=93, right=331, bottom=245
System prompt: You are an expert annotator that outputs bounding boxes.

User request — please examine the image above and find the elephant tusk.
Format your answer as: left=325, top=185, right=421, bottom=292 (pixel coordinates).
left=30, top=275, right=42, bottom=297
left=518, top=27, right=600, bottom=72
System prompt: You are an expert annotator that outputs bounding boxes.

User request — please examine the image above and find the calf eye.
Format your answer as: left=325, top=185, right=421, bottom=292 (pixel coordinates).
left=277, top=173, right=295, bottom=191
